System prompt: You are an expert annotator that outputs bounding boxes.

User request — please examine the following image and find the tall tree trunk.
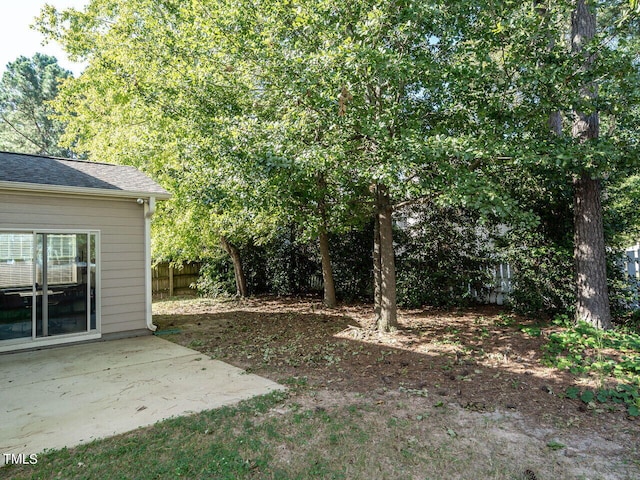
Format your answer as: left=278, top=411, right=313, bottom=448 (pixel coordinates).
left=317, top=173, right=337, bottom=307
left=571, top=0, right=612, bottom=329
left=573, top=174, right=611, bottom=328
left=374, top=184, right=398, bottom=332
left=220, top=236, right=248, bottom=297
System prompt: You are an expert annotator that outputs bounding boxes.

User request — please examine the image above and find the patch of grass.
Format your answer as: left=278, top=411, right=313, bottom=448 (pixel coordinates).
left=188, top=338, right=204, bottom=348
left=479, top=327, right=491, bottom=339
left=495, top=314, right=543, bottom=337
left=398, top=386, right=430, bottom=397
left=546, top=440, right=565, bottom=451
left=3, top=390, right=547, bottom=480
left=281, top=376, right=309, bottom=388
left=495, top=313, right=517, bottom=327
left=544, top=320, right=640, bottom=416
left=517, top=325, right=542, bottom=337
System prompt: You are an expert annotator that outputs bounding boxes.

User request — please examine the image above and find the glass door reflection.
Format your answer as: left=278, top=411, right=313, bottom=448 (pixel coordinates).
left=36, top=233, right=89, bottom=337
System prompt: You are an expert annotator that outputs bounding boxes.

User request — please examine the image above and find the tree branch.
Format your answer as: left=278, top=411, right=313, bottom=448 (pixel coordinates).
left=392, top=194, right=433, bottom=211
left=0, top=112, right=47, bottom=151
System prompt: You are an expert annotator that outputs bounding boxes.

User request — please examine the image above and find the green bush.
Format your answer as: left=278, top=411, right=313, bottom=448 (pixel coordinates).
left=329, top=224, right=374, bottom=301
left=196, top=228, right=324, bottom=298
left=262, top=229, right=322, bottom=295
left=506, top=240, right=575, bottom=317
left=195, top=257, right=236, bottom=298
left=607, top=251, right=640, bottom=322
left=394, top=205, right=494, bottom=308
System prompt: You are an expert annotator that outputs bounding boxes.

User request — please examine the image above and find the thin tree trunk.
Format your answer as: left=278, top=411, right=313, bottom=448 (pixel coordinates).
left=571, top=0, right=612, bottom=329
left=317, top=173, right=337, bottom=307
left=374, top=184, right=397, bottom=332
left=549, top=111, right=562, bottom=136
left=373, top=202, right=382, bottom=324
left=220, top=236, right=248, bottom=297
left=319, top=228, right=337, bottom=307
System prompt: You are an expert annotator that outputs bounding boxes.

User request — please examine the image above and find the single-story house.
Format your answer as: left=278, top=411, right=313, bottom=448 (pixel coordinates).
left=0, top=151, right=170, bottom=353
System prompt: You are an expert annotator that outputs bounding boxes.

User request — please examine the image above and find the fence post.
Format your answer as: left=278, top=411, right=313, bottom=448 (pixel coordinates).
left=169, top=265, right=174, bottom=297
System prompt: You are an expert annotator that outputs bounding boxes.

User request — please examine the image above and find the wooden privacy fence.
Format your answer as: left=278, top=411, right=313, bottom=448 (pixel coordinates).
left=152, top=262, right=201, bottom=297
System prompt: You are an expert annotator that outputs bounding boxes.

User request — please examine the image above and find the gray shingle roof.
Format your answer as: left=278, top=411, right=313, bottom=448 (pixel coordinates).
left=0, top=151, right=170, bottom=198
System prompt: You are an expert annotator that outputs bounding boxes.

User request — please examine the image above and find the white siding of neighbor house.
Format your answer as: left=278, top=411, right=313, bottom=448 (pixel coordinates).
left=0, top=191, right=147, bottom=336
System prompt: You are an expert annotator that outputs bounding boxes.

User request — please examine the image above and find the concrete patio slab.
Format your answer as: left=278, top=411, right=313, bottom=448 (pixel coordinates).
left=0, top=336, right=284, bottom=464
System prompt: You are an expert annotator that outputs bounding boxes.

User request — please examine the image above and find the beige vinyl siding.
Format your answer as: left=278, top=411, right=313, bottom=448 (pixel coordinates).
left=0, top=191, right=147, bottom=335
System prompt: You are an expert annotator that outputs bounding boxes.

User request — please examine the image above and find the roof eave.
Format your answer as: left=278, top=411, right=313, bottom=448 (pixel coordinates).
left=0, top=180, right=172, bottom=200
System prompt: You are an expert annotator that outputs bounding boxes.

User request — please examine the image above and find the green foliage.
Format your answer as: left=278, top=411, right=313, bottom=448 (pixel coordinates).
left=195, top=225, right=373, bottom=300
left=517, top=325, right=542, bottom=338
left=458, top=0, right=640, bottom=323
left=194, top=227, right=324, bottom=298
left=502, top=233, right=576, bottom=318
left=617, top=308, right=640, bottom=333
left=191, top=229, right=328, bottom=301
left=194, top=209, right=505, bottom=308
left=491, top=157, right=575, bottom=318
left=329, top=225, right=374, bottom=301
left=546, top=440, right=565, bottom=451
left=564, top=385, right=639, bottom=417
left=394, top=205, right=495, bottom=308
left=494, top=313, right=517, bottom=327
left=34, top=0, right=640, bottom=317
left=496, top=173, right=638, bottom=320
left=262, top=229, right=322, bottom=296
left=0, top=53, right=75, bottom=156
left=544, top=320, right=640, bottom=415
left=605, top=175, right=640, bottom=249
left=195, top=258, right=236, bottom=299
left=606, top=251, right=640, bottom=319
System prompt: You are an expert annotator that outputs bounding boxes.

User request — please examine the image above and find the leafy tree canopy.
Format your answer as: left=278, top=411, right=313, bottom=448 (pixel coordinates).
left=35, top=0, right=640, bottom=323
left=0, top=53, right=75, bottom=157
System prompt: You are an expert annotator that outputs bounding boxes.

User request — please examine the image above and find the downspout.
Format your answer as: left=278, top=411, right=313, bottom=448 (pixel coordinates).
left=144, top=197, right=157, bottom=331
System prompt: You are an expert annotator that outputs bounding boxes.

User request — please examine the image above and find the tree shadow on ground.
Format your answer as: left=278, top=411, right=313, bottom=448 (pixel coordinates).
left=153, top=301, right=629, bottom=427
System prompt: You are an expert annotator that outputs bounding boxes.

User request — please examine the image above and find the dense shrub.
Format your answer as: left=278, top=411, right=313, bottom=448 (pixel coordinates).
left=195, top=256, right=236, bottom=298
left=394, top=206, right=494, bottom=308
left=195, top=227, right=323, bottom=298
left=192, top=207, right=639, bottom=324
left=329, top=223, right=374, bottom=301
left=194, top=210, right=510, bottom=309
left=608, top=251, right=640, bottom=322
left=503, top=238, right=576, bottom=317
left=262, top=227, right=322, bottom=295
left=500, top=233, right=638, bottom=321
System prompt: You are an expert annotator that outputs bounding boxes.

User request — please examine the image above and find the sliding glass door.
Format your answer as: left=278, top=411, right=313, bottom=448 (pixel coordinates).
left=36, top=233, right=90, bottom=337
left=0, top=231, right=98, bottom=343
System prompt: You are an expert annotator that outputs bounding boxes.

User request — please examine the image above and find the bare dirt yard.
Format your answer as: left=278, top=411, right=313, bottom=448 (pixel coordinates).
left=153, top=296, right=640, bottom=480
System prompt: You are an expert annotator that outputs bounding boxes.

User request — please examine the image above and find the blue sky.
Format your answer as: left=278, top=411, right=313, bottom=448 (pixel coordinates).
left=0, top=0, right=88, bottom=76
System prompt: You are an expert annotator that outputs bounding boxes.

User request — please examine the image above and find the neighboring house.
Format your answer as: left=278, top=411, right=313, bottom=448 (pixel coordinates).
left=0, top=151, right=170, bottom=353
